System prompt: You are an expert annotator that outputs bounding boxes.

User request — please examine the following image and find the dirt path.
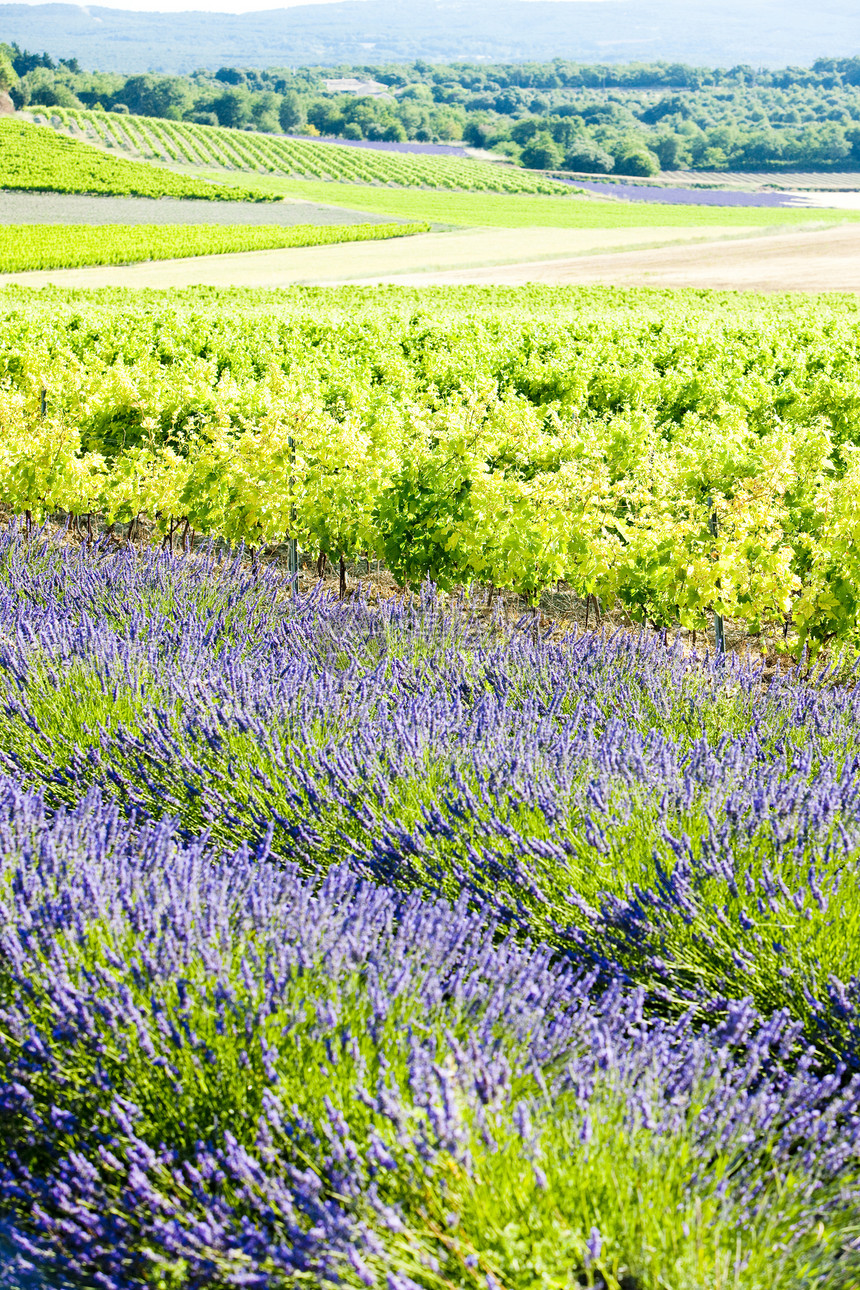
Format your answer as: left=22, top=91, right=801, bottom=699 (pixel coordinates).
left=0, top=224, right=762, bottom=289
left=364, top=223, right=860, bottom=292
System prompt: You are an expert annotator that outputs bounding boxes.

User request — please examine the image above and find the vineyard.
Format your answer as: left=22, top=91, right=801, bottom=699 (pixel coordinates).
left=6, top=33, right=860, bottom=1285
left=2, top=283, right=860, bottom=652
left=0, top=118, right=272, bottom=200
left=27, top=106, right=577, bottom=194
left=0, top=221, right=427, bottom=272
left=5, top=263, right=860, bottom=1288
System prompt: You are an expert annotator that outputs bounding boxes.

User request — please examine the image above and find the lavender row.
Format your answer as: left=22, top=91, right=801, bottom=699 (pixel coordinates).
left=2, top=530, right=860, bottom=1065
left=0, top=781, right=858, bottom=1288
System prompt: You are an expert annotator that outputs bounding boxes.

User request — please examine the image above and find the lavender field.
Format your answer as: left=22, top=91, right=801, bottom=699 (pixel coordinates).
left=1, top=526, right=860, bottom=1289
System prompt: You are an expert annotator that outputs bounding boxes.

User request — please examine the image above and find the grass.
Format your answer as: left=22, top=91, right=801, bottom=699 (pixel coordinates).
left=186, top=169, right=860, bottom=229
left=0, top=221, right=428, bottom=273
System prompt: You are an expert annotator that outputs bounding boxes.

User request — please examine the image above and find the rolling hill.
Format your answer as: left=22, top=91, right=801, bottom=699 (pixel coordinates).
left=0, top=0, right=857, bottom=74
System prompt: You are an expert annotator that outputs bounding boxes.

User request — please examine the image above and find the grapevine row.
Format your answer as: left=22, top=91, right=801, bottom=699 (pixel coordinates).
left=0, top=119, right=271, bottom=201
left=29, top=107, right=576, bottom=195
left=3, top=285, right=860, bottom=651
left=0, top=378, right=855, bottom=652
left=0, top=221, right=428, bottom=273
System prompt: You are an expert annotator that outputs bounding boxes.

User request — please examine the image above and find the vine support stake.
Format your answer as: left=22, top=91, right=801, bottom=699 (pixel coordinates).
left=40, top=388, right=47, bottom=420
left=288, top=434, right=299, bottom=597
left=288, top=536, right=299, bottom=592
left=708, top=495, right=726, bottom=655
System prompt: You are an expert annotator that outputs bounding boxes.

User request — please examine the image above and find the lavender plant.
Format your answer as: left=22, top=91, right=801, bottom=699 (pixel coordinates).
left=2, top=529, right=860, bottom=1285
left=2, top=529, right=860, bottom=1065
left=0, top=781, right=858, bottom=1289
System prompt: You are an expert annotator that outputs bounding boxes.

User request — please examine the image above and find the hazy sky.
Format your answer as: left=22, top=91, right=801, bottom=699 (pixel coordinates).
left=14, top=0, right=614, bottom=13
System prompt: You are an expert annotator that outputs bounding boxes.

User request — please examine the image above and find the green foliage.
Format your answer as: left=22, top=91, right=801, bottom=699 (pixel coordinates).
left=614, top=146, right=661, bottom=177
left=518, top=130, right=564, bottom=171
left=0, top=48, right=18, bottom=93
left=0, top=221, right=428, bottom=273
left=200, top=174, right=860, bottom=229
left=0, top=118, right=273, bottom=200
left=12, top=47, right=860, bottom=169
left=563, top=139, right=615, bottom=173
left=278, top=88, right=305, bottom=132
left=3, top=283, right=860, bottom=651
left=30, top=106, right=576, bottom=195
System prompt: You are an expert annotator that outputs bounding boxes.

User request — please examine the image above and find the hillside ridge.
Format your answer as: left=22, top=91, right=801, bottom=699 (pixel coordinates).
left=0, top=0, right=857, bottom=74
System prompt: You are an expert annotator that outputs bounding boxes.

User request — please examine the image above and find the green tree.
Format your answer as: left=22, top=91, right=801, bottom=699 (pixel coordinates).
left=0, top=49, right=18, bottom=93
left=119, top=74, right=193, bottom=120
left=520, top=130, right=563, bottom=170
left=614, top=144, right=660, bottom=176
left=250, top=90, right=281, bottom=133
left=653, top=132, right=690, bottom=169
left=209, top=87, right=252, bottom=129
left=737, top=128, right=785, bottom=165
left=278, top=90, right=304, bottom=133
left=215, top=67, right=245, bottom=86
left=428, top=108, right=462, bottom=141
left=563, top=140, right=615, bottom=173
left=21, top=70, right=80, bottom=109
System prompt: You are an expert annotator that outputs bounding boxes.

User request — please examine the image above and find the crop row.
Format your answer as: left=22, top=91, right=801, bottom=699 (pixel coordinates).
left=0, top=118, right=273, bottom=201
left=30, top=106, right=576, bottom=195
left=0, top=531, right=860, bottom=1288
left=0, top=221, right=427, bottom=273
left=0, top=383, right=842, bottom=649
left=3, top=284, right=860, bottom=649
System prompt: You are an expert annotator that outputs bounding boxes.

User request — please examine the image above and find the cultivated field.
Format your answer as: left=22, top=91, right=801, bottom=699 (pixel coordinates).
left=6, top=219, right=856, bottom=294
left=25, top=106, right=573, bottom=195
left=0, top=117, right=268, bottom=201
left=0, top=189, right=402, bottom=225
left=0, top=220, right=427, bottom=273
left=0, top=222, right=763, bottom=286
left=6, top=70, right=860, bottom=1290
left=367, top=222, right=860, bottom=293
left=2, top=282, right=860, bottom=650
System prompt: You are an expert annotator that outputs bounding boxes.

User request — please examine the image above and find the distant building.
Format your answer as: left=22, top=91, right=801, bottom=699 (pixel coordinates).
left=0, top=92, right=15, bottom=116
left=322, top=78, right=393, bottom=99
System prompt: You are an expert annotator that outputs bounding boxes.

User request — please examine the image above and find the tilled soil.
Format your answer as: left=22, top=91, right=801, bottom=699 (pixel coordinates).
left=0, top=189, right=397, bottom=226
left=372, top=222, right=860, bottom=293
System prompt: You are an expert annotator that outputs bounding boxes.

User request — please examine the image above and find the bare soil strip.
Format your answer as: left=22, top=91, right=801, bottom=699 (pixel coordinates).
left=363, top=224, right=860, bottom=293
left=0, top=224, right=760, bottom=288
left=0, top=189, right=395, bottom=226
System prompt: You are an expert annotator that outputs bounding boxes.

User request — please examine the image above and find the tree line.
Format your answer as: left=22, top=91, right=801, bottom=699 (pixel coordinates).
left=3, top=45, right=860, bottom=174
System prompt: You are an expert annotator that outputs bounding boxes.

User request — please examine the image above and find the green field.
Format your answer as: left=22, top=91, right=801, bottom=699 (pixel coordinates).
left=13, top=111, right=860, bottom=237
left=0, top=221, right=428, bottom=273
left=223, top=173, right=860, bottom=229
